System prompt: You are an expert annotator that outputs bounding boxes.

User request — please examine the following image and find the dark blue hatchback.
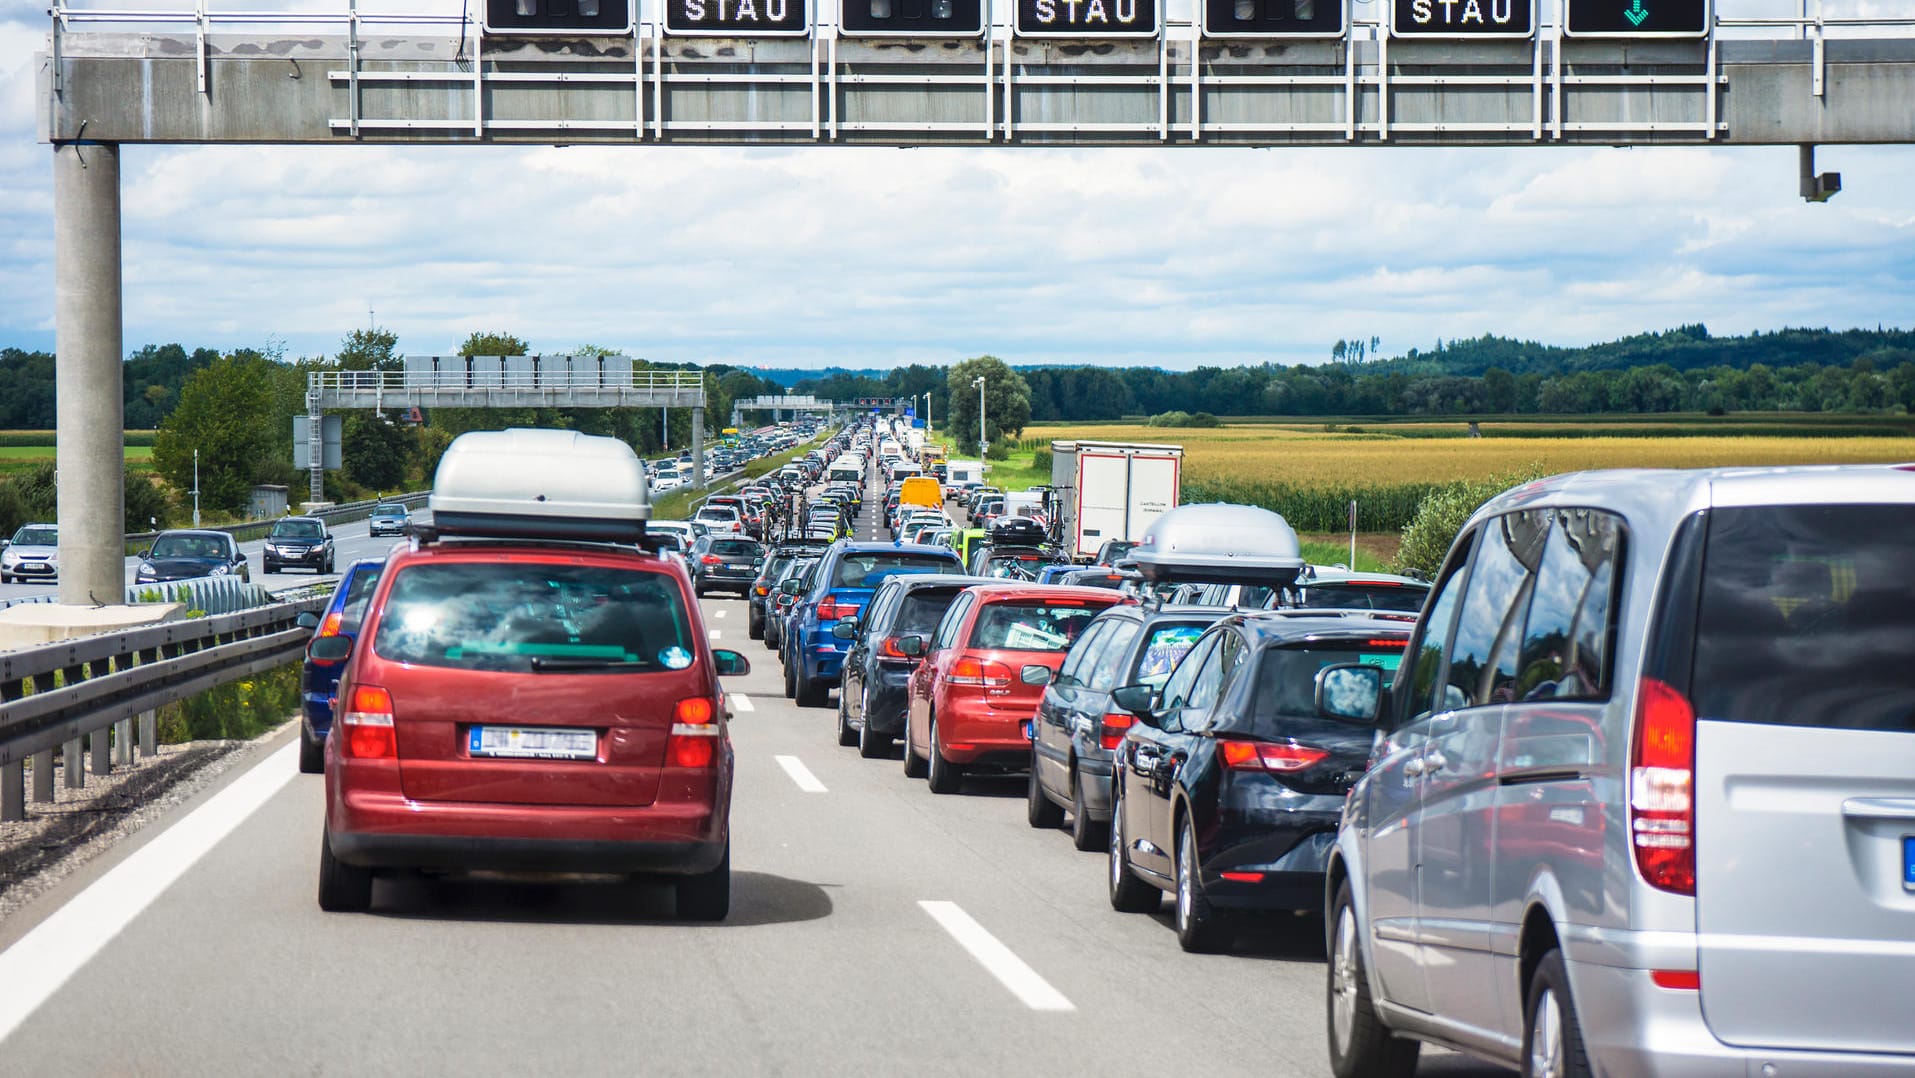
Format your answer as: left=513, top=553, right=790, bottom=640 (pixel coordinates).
left=297, top=558, right=384, bottom=773
left=782, top=542, right=963, bottom=709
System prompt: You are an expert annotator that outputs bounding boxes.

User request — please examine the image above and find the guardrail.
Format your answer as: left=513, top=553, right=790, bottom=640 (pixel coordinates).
left=0, top=592, right=328, bottom=822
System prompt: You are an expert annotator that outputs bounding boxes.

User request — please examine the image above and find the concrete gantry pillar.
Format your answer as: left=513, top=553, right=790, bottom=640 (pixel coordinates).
left=690, top=407, right=706, bottom=490
left=54, top=142, right=126, bottom=608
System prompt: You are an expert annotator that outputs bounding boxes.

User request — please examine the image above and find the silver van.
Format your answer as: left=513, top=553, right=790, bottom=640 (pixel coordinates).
left=1319, top=466, right=1915, bottom=1078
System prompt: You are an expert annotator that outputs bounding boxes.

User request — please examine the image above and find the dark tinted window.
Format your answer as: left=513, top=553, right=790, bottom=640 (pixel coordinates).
left=968, top=601, right=1104, bottom=652
left=832, top=552, right=959, bottom=588
left=12, top=526, right=56, bottom=546
left=1159, top=634, right=1219, bottom=712
left=374, top=562, right=690, bottom=673
left=1515, top=509, right=1621, bottom=701
left=339, top=566, right=384, bottom=632
left=710, top=540, right=760, bottom=558
left=896, top=587, right=967, bottom=636
left=271, top=519, right=325, bottom=539
left=375, top=504, right=408, bottom=515
left=1692, top=504, right=1915, bottom=733
left=1446, top=511, right=1548, bottom=709
left=1089, top=621, right=1143, bottom=692
left=1299, top=583, right=1430, bottom=613
left=1404, top=534, right=1473, bottom=726
left=151, top=534, right=227, bottom=559
left=1055, top=621, right=1113, bottom=688
left=1251, top=643, right=1408, bottom=729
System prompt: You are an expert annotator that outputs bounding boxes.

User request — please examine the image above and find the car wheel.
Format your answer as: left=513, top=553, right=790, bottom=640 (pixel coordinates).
left=1026, top=750, right=1064, bottom=828
left=298, top=726, right=325, bottom=775
left=747, top=608, right=764, bottom=640
left=783, top=659, right=797, bottom=700
left=1327, top=879, right=1420, bottom=1078
left=797, top=673, right=829, bottom=710
left=858, top=709, right=891, bottom=759
left=675, top=843, right=731, bottom=923
left=264, top=562, right=277, bottom=574
left=317, top=831, right=373, bottom=913
left=1107, top=782, right=1159, bottom=913
left=902, top=717, right=929, bottom=779
left=1523, top=950, right=1592, bottom=1078
left=835, top=692, right=858, bottom=746
left=1175, top=814, right=1229, bottom=953
left=1070, top=771, right=1106, bottom=852
left=926, top=716, right=962, bottom=794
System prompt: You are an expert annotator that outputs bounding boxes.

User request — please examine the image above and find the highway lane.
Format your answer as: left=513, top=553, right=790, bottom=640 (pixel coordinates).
left=0, top=514, right=420, bottom=604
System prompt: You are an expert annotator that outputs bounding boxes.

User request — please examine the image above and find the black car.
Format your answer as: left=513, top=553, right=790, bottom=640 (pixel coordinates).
left=1027, top=605, right=1222, bottom=851
left=294, top=558, right=383, bottom=773
left=135, top=529, right=250, bottom=584
left=1106, top=610, right=1411, bottom=952
left=835, top=573, right=990, bottom=758
left=970, top=545, right=1054, bottom=581
left=763, top=555, right=821, bottom=653
left=263, top=516, right=336, bottom=575
left=748, top=540, right=830, bottom=640
left=689, top=535, right=764, bottom=597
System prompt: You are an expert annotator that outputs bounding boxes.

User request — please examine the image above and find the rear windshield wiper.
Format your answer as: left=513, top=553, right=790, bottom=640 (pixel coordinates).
left=529, top=657, right=650, bottom=673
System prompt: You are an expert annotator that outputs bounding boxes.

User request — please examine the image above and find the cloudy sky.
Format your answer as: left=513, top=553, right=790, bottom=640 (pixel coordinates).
left=3, top=2, right=1912, bottom=371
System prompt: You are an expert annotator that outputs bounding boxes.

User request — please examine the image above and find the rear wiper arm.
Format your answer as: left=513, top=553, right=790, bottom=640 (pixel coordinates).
left=529, top=657, right=648, bottom=672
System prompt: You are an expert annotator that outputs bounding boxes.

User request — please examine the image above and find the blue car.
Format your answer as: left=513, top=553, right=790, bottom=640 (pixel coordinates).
left=782, top=542, right=963, bottom=708
left=296, top=558, right=384, bottom=774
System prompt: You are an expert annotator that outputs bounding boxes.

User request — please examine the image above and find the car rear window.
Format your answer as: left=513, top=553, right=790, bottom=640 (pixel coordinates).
left=896, top=588, right=968, bottom=636
left=832, top=552, right=959, bottom=588
left=1691, top=504, right=1915, bottom=733
left=373, top=561, right=692, bottom=673
left=1249, top=643, right=1408, bottom=730
left=339, top=566, right=384, bottom=633
left=1299, top=583, right=1429, bottom=613
left=711, top=540, right=759, bottom=558
left=1132, top=623, right=1207, bottom=687
left=969, top=601, right=1105, bottom=652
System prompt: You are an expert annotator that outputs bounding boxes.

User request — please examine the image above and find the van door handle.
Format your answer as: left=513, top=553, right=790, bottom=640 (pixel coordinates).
left=1422, top=750, right=1448, bottom=773
left=1404, top=758, right=1427, bottom=778
left=1842, top=797, right=1915, bottom=821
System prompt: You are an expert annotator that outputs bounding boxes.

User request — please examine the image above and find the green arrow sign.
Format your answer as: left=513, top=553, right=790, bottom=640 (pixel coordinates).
left=1623, top=0, right=1648, bottom=24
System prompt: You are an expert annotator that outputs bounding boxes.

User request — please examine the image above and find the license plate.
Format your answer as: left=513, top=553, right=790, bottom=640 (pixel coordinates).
left=1904, top=836, right=1914, bottom=889
left=468, top=725, right=597, bottom=760
left=728, top=564, right=754, bottom=571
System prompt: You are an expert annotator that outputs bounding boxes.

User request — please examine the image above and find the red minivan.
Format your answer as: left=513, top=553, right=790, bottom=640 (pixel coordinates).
left=902, top=584, right=1128, bottom=794
left=315, top=428, right=750, bottom=920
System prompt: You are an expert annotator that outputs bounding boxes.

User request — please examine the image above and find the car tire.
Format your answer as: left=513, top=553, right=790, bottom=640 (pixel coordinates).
left=1327, top=879, right=1420, bottom=1078
left=835, top=693, right=858, bottom=746
left=1523, top=950, right=1593, bottom=1078
left=1107, top=782, right=1160, bottom=914
left=264, top=562, right=277, bottom=574
left=748, top=609, right=764, bottom=640
left=797, top=674, right=829, bottom=710
left=858, top=710, right=891, bottom=759
left=298, top=726, right=325, bottom=775
left=317, top=831, right=373, bottom=913
left=783, top=660, right=797, bottom=700
left=675, top=844, right=731, bottom=923
left=1175, top=814, right=1230, bottom=953
left=902, top=720, right=929, bottom=779
left=1026, top=752, right=1064, bottom=828
left=1070, top=773, right=1106, bottom=852
left=926, top=716, right=962, bottom=794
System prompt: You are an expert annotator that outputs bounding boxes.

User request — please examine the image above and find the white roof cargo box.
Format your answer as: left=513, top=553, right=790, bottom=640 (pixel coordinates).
left=430, top=428, right=650, bottom=542
left=1127, top=503, right=1304, bottom=586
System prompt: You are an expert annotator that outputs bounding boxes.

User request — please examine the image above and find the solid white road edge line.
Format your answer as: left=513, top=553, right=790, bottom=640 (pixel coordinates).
left=774, top=754, right=828, bottom=794
left=0, top=740, right=299, bottom=1045
left=729, top=693, right=756, bottom=713
left=918, top=900, right=1075, bottom=1012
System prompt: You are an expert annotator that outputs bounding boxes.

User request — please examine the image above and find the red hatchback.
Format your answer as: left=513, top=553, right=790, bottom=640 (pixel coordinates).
left=902, top=584, right=1128, bottom=794
left=316, top=538, right=750, bottom=919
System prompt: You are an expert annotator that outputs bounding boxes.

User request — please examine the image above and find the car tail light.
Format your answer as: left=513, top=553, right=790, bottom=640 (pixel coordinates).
left=317, top=611, right=344, bottom=637
left=701, top=555, right=722, bottom=566
left=816, top=596, right=860, bottom=621
left=668, top=696, right=721, bottom=768
left=879, top=635, right=914, bottom=660
left=1098, top=711, right=1135, bottom=751
left=1219, top=871, right=1264, bottom=883
left=1631, top=677, right=1696, bottom=895
left=1651, top=970, right=1700, bottom=990
left=341, top=685, right=395, bottom=759
left=948, top=656, right=1012, bottom=687
left=1218, top=738, right=1329, bottom=773
left=755, top=584, right=769, bottom=596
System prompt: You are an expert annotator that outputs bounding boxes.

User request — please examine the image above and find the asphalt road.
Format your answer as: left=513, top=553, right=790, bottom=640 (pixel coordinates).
left=0, top=453, right=1512, bottom=1077
left=0, top=515, right=416, bottom=604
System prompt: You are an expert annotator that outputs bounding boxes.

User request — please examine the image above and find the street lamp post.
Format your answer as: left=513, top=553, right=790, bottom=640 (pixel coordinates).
left=922, top=392, right=932, bottom=439
left=972, top=376, right=987, bottom=460
left=191, top=448, right=200, bottom=528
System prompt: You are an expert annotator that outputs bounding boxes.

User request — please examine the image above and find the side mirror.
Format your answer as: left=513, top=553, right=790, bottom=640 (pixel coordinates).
left=308, top=635, right=354, bottom=662
left=780, top=578, right=803, bottom=596
left=1315, top=664, right=1386, bottom=724
left=296, top=611, right=320, bottom=631
left=713, top=649, right=752, bottom=677
left=832, top=618, right=859, bottom=640
left=1109, top=682, right=1158, bottom=724
left=896, top=634, right=926, bottom=658
left=140, top=548, right=153, bottom=559
left=1020, top=664, right=1053, bottom=687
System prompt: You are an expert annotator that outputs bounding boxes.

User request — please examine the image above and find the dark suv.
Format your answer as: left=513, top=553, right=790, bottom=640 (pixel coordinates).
left=264, top=516, right=335, bottom=575
left=834, top=573, right=988, bottom=758
left=689, top=535, right=764, bottom=597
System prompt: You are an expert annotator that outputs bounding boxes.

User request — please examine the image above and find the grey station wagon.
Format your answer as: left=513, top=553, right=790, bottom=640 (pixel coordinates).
left=1322, top=465, right=1915, bottom=1078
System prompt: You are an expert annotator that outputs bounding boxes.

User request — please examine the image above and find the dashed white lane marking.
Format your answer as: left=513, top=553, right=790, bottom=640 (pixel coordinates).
left=728, top=693, right=755, bottom=713
left=775, top=755, right=828, bottom=794
left=0, top=741, right=299, bottom=1044
left=714, top=609, right=727, bottom=618
left=708, top=629, right=721, bottom=640
left=918, top=901, right=1076, bottom=1012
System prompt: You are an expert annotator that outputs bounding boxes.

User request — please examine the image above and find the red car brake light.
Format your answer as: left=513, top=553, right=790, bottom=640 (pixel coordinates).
left=948, top=656, right=1012, bottom=687
left=342, top=685, right=396, bottom=759
left=1218, top=738, right=1329, bottom=773
left=701, top=555, right=722, bottom=566
left=668, top=696, right=721, bottom=768
left=1631, top=677, right=1696, bottom=895
left=1098, top=711, right=1134, bottom=751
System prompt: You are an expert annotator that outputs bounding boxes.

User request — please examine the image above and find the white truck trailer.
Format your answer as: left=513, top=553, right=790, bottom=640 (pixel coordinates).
left=1049, top=440, right=1184, bottom=561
